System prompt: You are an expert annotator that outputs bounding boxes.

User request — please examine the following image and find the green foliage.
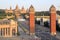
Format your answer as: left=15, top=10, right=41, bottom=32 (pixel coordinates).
left=0, top=12, right=6, bottom=19
left=9, top=17, right=15, bottom=20
left=0, top=12, right=14, bottom=19
left=35, top=11, right=50, bottom=16
left=7, top=13, right=13, bottom=16
left=57, top=11, right=60, bottom=15
left=35, top=12, right=44, bottom=16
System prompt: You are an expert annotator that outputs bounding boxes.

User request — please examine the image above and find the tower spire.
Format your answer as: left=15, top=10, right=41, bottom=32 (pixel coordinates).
left=10, top=6, right=12, bottom=10
left=15, top=4, right=19, bottom=10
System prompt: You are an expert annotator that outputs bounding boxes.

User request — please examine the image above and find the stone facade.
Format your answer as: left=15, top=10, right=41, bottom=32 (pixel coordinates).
left=0, top=19, right=17, bottom=37
left=20, top=6, right=26, bottom=14
left=5, top=6, right=13, bottom=13
left=5, top=5, right=27, bottom=14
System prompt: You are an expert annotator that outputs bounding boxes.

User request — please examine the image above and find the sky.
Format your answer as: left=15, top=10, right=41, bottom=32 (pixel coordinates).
left=0, top=0, right=60, bottom=11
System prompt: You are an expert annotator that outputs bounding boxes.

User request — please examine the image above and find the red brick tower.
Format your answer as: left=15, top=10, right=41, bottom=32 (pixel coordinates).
left=29, top=5, right=35, bottom=35
left=50, top=5, right=56, bottom=36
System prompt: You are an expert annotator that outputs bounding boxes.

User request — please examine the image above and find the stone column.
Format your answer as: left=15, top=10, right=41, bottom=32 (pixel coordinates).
left=10, top=27, right=12, bottom=37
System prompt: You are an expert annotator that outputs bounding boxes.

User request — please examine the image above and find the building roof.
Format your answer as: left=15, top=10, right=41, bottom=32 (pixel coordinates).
left=0, top=20, right=10, bottom=25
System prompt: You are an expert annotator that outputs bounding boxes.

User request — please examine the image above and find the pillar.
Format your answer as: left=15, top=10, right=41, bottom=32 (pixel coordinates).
left=5, top=28, right=6, bottom=37
left=50, top=5, right=56, bottom=36
left=10, top=27, right=12, bottom=37
left=29, top=5, right=35, bottom=35
left=15, top=22, right=17, bottom=33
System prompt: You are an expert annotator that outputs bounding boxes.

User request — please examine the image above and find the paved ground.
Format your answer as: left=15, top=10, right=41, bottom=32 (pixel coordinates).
left=17, top=19, right=40, bottom=40
left=35, top=24, right=59, bottom=40
left=17, top=19, right=59, bottom=40
left=0, top=18, right=60, bottom=40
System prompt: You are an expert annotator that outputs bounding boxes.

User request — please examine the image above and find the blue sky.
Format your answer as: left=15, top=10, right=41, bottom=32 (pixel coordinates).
left=0, top=0, right=60, bottom=11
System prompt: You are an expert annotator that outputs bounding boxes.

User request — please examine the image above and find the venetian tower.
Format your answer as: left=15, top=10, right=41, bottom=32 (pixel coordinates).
left=29, top=5, right=35, bottom=35
left=50, top=5, right=56, bottom=36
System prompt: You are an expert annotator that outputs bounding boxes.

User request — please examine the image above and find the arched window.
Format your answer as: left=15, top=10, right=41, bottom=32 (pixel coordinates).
left=12, top=28, right=16, bottom=36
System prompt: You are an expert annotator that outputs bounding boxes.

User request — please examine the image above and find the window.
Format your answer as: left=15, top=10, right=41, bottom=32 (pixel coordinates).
left=6, top=28, right=7, bottom=35
left=0, top=28, right=1, bottom=36
left=12, top=28, right=16, bottom=36
left=3, top=28, right=5, bottom=36
left=1, top=28, right=2, bottom=36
